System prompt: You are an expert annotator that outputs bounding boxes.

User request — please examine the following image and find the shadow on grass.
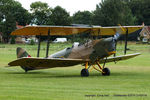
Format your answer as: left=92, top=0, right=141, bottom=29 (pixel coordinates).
left=5, top=71, right=100, bottom=78
left=6, top=71, right=48, bottom=75
left=4, top=70, right=144, bottom=79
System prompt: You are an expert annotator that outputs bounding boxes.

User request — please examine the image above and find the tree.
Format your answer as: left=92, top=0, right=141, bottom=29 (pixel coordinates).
left=51, top=6, right=72, bottom=26
left=129, top=0, right=150, bottom=25
left=0, top=0, right=31, bottom=43
left=72, top=11, right=93, bottom=25
left=30, top=1, right=52, bottom=25
left=0, top=0, right=18, bottom=42
left=14, top=7, right=31, bottom=25
left=142, top=0, right=150, bottom=25
left=92, top=0, right=136, bottom=26
left=1, top=13, right=16, bottom=43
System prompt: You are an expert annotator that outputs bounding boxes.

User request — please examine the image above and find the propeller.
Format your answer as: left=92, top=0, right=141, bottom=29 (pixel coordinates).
left=117, top=24, right=128, bottom=55
left=113, top=32, right=120, bottom=57
left=113, top=32, right=120, bottom=41
left=113, top=24, right=128, bottom=57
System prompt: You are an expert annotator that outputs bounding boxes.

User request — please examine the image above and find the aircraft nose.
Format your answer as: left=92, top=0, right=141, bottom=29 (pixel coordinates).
left=113, top=32, right=120, bottom=41
left=106, top=39, right=116, bottom=55
left=107, top=51, right=116, bottom=56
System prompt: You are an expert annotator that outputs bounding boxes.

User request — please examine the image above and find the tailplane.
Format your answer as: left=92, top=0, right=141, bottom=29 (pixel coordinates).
left=16, top=47, right=33, bottom=72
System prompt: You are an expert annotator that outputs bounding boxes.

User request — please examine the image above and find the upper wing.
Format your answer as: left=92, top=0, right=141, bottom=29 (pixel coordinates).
left=11, top=26, right=91, bottom=36
left=11, top=25, right=143, bottom=36
left=92, top=26, right=143, bottom=36
left=8, top=53, right=140, bottom=69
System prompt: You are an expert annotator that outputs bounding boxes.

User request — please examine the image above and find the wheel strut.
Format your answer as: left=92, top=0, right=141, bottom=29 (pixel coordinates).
left=90, top=61, right=110, bottom=76
left=81, top=62, right=89, bottom=77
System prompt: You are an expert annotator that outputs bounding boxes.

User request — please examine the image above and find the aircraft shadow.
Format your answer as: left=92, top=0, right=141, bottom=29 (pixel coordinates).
left=6, top=71, right=101, bottom=78
left=5, top=71, right=142, bottom=78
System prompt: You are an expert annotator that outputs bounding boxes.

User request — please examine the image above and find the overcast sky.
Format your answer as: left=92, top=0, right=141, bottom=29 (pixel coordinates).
left=16, top=0, right=101, bottom=15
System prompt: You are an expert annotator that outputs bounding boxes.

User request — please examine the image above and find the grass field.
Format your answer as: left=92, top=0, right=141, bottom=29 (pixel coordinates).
left=0, top=42, right=150, bottom=100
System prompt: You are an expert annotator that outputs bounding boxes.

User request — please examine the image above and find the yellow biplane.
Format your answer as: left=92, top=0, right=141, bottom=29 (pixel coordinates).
left=8, top=25, right=143, bottom=76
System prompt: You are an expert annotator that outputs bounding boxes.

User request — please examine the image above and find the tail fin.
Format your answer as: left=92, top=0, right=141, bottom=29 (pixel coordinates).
left=16, top=47, right=31, bottom=58
left=16, top=47, right=32, bottom=72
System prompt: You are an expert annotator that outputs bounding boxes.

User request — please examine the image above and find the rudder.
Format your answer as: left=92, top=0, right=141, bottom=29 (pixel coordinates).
left=17, top=47, right=31, bottom=58
left=16, top=47, right=33, bottom=72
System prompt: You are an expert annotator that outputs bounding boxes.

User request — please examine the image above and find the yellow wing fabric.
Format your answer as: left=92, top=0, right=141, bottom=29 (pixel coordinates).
left=11, top=26, right=91, bottom=36
left=11, top=25, right=143, bottom=36
left=92, top=26, right=143, bottom=36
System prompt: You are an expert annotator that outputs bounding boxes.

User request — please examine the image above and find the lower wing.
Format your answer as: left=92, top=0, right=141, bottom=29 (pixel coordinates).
left=8, top=58, right=89, bottom=69
left=8, top=53, right=140, bottom=69
left=100, top=53, right=141, bottom=63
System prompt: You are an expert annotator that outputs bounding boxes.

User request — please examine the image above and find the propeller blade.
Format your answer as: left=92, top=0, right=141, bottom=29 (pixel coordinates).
left=113, top=32, right=120, bottom=41
left=113, top=32, right=120, bottom=57
left=113, top=42, right=117, bottom=57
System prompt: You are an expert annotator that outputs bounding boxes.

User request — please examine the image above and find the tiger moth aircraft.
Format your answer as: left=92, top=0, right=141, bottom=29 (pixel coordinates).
left=8, top=25, right=143, bottom=77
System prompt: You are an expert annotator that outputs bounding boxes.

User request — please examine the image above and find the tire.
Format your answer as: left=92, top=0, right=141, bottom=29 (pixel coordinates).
left=81, top=68, right=89, bottom=77
left=102, top=68, right=110, bottom=76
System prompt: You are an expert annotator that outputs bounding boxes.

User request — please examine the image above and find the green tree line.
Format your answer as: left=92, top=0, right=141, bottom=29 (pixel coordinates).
left=0, top=0, right=149, bottom=43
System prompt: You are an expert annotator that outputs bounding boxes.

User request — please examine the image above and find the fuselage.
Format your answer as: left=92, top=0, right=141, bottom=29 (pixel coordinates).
left=49, top=37, right=117, bottom=62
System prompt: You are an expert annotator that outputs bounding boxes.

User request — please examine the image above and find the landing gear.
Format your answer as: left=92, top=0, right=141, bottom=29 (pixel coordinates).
left=80, top=61, right=111, bottom=77
left=81, top=69, right=89, bottom=77
left=81, top=62, right=89, bottom=77
left=102, top=68, right=110, bottom=76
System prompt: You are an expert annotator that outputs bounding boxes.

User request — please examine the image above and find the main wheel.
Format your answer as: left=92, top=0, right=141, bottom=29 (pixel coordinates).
left=102, top=68, right=110, bottom=76
left=81, top=68, right=89, bottom=77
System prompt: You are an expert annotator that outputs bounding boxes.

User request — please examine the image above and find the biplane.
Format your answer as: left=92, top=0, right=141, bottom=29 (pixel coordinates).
left=8, top=25, right=143, bottom=76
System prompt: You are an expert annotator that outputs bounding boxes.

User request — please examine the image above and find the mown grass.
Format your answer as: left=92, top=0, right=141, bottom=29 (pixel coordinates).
left=0, top=42, right=150, bottom=100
